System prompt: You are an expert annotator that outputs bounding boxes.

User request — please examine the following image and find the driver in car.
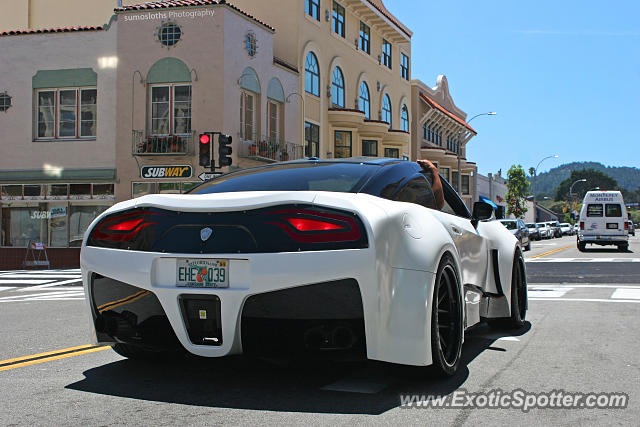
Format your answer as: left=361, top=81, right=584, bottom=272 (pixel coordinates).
left=418, top=159, right=445, bottom=210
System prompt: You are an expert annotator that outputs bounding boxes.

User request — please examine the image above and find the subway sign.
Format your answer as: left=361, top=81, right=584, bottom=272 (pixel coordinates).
left=141, top=165, right=192, bottom=179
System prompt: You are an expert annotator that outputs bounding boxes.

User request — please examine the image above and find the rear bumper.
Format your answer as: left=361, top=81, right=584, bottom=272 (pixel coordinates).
left=579, top=234, right=628, bottom=244
left=81, top=246, right=436, bottom=366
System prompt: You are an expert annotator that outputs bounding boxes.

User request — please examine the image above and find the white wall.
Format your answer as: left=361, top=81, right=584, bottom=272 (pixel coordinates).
left=0, top=27, right=117, bottom=172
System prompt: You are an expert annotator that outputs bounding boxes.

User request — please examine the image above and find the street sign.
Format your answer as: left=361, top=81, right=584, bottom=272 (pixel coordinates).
left=198, top=172, right=223, bottom=181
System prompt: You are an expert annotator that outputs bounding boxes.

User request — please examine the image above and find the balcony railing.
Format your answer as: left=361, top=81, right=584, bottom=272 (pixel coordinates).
left=238, top=133, right=304, bottom=162
left=132, top=130, right=194, bottom=156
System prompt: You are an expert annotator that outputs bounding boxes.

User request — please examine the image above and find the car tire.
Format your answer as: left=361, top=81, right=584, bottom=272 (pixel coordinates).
left=618, top=243, right=629, bottom=252
left=112, top=343, right=182, bottom=361
left=524, top=241, right=531, bottom=251
left=488, top=249, right=527, bottom=330
left=577, top=242, right=586, bottom=252
left=429, top=253, right=463, bottom=377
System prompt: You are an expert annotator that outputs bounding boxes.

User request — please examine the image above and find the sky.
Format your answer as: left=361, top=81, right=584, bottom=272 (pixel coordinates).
left=384, top=0, right=640, bottom=176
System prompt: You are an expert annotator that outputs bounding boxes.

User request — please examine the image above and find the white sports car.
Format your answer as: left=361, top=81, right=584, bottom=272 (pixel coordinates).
left=81, top=158, right=527, bottom=376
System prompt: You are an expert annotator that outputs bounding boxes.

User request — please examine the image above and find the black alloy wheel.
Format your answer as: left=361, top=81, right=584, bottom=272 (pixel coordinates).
left=430, top=254, right=463, bottom=376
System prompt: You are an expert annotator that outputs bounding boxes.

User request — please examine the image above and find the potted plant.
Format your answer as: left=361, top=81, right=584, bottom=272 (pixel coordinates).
left=248, top=143, right=257, bottom=156
left=258, top=140, right=268, bottom=157
left=280, top=149, right=289, bottom=161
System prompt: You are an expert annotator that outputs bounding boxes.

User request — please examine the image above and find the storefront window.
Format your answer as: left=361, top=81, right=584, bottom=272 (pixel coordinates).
left=69, top=205, right=109, bottom=246
left=23, top=185, right=42, bottom=198
left=132, top=182, right=156, bottom=198
left=92, top=184, right=114, bottom=198
left=181, top=182, right=199, bottom=193
left=48, top=204, right=68, bottom=247
left=47, top=184, right=68, bottom=199
left=69, top=183, right=91, bottom=199
left=1, top=185, right=22, bottom=199
left=1, top=206, right=43, bottom=247
left=158, top=182, right=180, bottom=194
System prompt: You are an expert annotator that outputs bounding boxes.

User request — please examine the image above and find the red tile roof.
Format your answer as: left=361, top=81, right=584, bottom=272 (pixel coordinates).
left=419, top=93, right=476, bottom=134
left=116, top=1, right=275, bottom=32
left=366, top=0, right=412, bottom=38
left=0, top=26, right=103, bottom=37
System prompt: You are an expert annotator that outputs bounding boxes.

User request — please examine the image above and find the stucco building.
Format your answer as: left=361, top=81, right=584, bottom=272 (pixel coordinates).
left=0, top=1, right=299, bottom=267
left=411, top=75, right=478, bottom=208
left=232, top=0, right=413, bottom=160
left=0, top=24, right=118, bottom=266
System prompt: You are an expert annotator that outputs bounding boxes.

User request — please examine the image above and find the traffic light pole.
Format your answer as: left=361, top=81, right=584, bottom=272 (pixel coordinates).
left=199, top=131, right=232, bottom=173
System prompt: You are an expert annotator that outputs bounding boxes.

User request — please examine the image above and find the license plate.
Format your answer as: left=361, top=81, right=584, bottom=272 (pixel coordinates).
left=176, top=259, right=229, bottom=288
left=607, top=223, right=618, bottom=229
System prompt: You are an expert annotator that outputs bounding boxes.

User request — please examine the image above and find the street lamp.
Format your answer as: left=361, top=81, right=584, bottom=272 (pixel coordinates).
left=532, top=154, right=559, bottom=221
left=457, top=112, right=497, bottom=194
left=569, top=178, right=587, bottom=204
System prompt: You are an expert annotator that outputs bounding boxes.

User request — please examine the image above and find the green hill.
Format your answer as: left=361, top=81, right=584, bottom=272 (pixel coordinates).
left=529, top=162, right=640, bottom=196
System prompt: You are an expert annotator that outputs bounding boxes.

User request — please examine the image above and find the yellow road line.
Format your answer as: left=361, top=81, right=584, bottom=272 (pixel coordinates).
left=0, top=345, right=110, bottom=372
left=0, top=344, right=95, bottom=365
left=530, top=244, right=575, bottom=259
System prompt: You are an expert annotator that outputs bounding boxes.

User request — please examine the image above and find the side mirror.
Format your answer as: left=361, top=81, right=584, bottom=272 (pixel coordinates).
left=472, top=201, right=494, bottom=228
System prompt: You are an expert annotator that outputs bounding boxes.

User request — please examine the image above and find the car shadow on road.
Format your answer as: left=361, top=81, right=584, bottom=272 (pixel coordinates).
left=66, top=322, right=531, bottom=415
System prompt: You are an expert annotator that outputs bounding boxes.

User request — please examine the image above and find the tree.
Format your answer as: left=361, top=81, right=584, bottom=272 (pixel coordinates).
left=554, top=169, right=619, bottom=201
left=506, top=165, right=529, bottom=219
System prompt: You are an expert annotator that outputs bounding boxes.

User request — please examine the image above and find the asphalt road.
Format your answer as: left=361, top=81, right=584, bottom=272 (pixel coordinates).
left=0, top=236, right=639, bottom=425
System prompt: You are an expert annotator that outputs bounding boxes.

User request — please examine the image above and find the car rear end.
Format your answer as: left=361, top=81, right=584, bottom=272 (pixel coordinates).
left=525, top=223, right=540, bottom=240
left=578, top=191, right=629, bottom=250
left=81, top=192, right=380, bottom=361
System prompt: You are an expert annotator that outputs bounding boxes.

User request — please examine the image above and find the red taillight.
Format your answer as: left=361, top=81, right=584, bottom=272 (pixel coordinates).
left=624, top=222, right=628, bottom=230
left=106, top=218, right=144, bottom=231
left=284, top=217, right=343, bottom=232
left=91, top=211, right=158, bottom=243
left=580, top=221, right=584, bottom=230
left=264, top=208, right=362, bottom=243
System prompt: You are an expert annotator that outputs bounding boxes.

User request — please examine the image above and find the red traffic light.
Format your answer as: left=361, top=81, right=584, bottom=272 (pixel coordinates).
left=199, top=134, right=210, bottom=144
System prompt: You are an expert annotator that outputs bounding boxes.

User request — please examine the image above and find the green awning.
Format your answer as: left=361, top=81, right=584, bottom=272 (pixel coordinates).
left=0, top=168, right=116, bottom=184
left=147, top=57, right=191, bottom=84
left=32, top=68, right=97, bottom=89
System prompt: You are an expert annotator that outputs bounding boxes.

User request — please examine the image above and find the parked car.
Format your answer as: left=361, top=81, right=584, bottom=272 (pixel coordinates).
left=525, top=223, right=541, bottom=240
left=573, top=223, right=580, bottom=234
left=536, top=222, right=551, bottom=239
left=628, top=220, right=635, bottom=236
left=546, top=221, right=562, bottom=238
left=81, top=158, right=527, bottom=377
left=559, top=223, right=573, bottom=236
left=499, top=219, right=531, bottom=251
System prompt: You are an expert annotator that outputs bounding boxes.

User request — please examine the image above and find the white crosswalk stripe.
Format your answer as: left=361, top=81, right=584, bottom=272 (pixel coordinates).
left=528, top=284, right=640, bottom=303
left=0, top=269, right=84, bottom=302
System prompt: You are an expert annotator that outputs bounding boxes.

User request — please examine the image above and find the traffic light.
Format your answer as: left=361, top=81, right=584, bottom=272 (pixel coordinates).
left=199, top=133, right=211, bottom=167
left=218, top=134, right=233, bottom=167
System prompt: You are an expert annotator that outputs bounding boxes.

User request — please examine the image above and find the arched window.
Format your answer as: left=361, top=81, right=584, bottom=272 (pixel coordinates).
left=382, top=94, right=392, bottom=126
left=331, top=66, right=345, bottom=107
left=304, top=52, right=320, bottom=96
left=359, top=81, right=370, bottom=119
left=401, top=104, right=409, bottom=131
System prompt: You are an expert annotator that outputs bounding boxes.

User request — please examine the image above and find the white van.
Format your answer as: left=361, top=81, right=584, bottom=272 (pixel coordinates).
left=577, top=191, right=629, bottom=251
